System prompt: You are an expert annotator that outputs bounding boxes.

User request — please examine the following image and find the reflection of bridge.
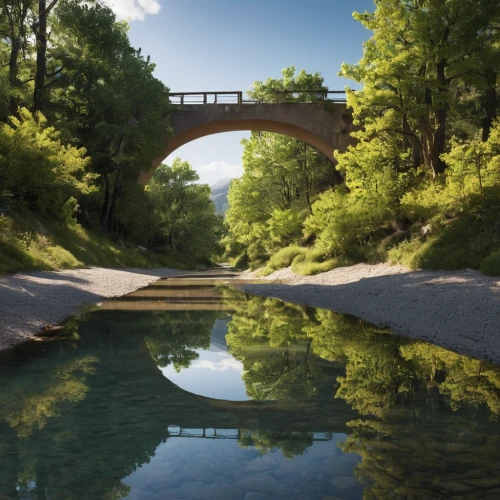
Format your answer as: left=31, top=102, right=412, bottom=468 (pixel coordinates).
left=138, top=90, right=355, bottom=183
left=167, top=426, right=332, bottom=442
left=0, top=271, right=353, bottom=499
left=97, top=273, right=355, bottom=432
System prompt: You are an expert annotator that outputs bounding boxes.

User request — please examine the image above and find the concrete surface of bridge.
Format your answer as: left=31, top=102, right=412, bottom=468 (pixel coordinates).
left=138, top=91, right=355, bottom=183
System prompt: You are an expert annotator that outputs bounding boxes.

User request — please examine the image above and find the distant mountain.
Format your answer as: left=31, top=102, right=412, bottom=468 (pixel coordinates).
left=210, top=178, right=234, bottom=215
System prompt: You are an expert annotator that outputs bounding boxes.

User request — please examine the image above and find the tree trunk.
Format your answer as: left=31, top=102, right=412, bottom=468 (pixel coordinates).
left=100, top=170, right=111, bottom=226
left=431, top=108, right=447, bottom=176
left=8, top=38, right=20, bottom=115
left=431, top=59, right=448, bottom=176
left=5, top=1, right=30, bottom=116
left=33, top=0, right=59, bottom=112
left=482, top=68, right=497, bottom=142
left=403, top=112, right=421, bottom=168
left=33, top=0, right=47, bottom=112
left=107, top=163, right=124, bottom=233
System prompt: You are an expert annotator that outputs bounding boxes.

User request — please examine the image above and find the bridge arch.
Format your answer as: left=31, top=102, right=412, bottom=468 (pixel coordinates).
left=138, top=100, right=354, bottom=184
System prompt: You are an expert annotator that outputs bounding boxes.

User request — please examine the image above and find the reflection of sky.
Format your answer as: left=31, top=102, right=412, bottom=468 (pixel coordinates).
left=161, top=317, right=249, bottom=401
left=162, top=350, right=248, bottom=400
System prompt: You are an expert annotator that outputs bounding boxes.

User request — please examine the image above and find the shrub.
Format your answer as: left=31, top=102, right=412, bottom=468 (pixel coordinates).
left=0, top=109, right=96, bottom=220
left=267, top=245, right=307, bottom=270
left=480, top=251, right=500, bottom=276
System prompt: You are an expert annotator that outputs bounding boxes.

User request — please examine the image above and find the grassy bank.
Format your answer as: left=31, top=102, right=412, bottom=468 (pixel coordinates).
left=252, top=206, right=500, bottom=278
left=0, top=210, right=197, bottom=274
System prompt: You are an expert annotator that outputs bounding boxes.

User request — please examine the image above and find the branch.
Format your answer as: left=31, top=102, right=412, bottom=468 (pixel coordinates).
left=45, top=0, right=59, bottom=15
left=44, top=76, right=63, bottom=89
left=447, top=69, right=473, bottom=84
left=46, top=66, right=64, bottom=78
left=380, top=128, right=423, bottom=148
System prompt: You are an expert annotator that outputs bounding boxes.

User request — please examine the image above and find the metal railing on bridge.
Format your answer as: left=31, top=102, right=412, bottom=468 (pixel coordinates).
left=167, top=426, right=334, bottom=442
left=168, top=90, right=347, bottom=105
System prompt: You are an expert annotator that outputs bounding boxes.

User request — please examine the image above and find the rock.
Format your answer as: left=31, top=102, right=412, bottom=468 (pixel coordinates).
left=145, top=476, right=174, bottom=493
left=260, top=454, right=279, bottom=466
left=330, top=475, right=359, bottom=490
left=318, top=460, right=354, bottom=477
left=446, top=443, right=472, bottom=453
left=154, top=480, right=211, bottom=499
left=487, top=435, right=500, bottom=445
left=203, top=487, right=244, bottom=500
left=235, top=474, right=278, bottom=493
left=144, top=463, right=173, bottom=492
left=407, top=471, right=433, bottom=486
left=273, top=483, right=294, bottom=496
left=461, top=469, right=490, bottom=480
left=209, top=460, right=239, bottom=473
left=485, top=488, right=500, bottom=500
left=275, top=457, right=309, bottom=477
left=440, top=482, right=475, bottom=493
left=244, top=493, right=274, bottom=500
left=464, top=478, right=500, bottom=488
left=420, top=224, right=432, bottom=240
left=337, top=453, right=360, bottom=465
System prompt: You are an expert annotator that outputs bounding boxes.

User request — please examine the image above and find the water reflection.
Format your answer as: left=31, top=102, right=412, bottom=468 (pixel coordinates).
left=0, top=277, right=499, bottom=499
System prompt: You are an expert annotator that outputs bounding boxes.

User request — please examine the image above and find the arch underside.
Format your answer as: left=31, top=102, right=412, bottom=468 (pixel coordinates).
left=138, top=119, right=336, bottom=183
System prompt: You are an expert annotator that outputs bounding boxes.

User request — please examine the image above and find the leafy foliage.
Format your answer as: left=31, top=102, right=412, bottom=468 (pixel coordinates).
left=0, top=108, right=95, bottom=219
left=227, top=3, right=500, bottom=276
left=0, top=0, right=220, bottom=271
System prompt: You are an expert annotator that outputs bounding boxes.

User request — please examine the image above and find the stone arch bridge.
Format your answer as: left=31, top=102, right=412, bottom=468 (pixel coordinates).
left=138, top=90, right=354, bottom=183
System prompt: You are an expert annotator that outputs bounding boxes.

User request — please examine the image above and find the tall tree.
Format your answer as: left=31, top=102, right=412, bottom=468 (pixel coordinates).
left=33, top=0, right=59, bottom=112
left=340, top=0, right=500, bottom=177
left=0, top=0, right=35, bottom=115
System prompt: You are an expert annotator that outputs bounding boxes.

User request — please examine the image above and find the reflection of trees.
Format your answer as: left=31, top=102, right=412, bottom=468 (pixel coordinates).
left=5, top=356, right=98, bottom=438
left=144, top=310, right=223, bottom=372
left=0, top=307, right=224, bottom=500
left=239, top=429, right=314, bottom=459
left=306, top=309, right=500, bottom=499
left=224, top=290, right=340, bottom=402
left=2, top=285, right=500, bottom=499
left=225, top=291, right=500, bottom=497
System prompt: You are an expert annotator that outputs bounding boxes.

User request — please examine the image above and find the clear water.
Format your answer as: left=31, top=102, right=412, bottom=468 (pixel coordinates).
left=1, top=276, right=500, bottom=500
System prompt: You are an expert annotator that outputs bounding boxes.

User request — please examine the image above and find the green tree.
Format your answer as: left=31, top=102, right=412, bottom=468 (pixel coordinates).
left=47, top=0, right=172, bottom=233
left=340, top=0, right=500, bottom=177
left=0, top=0, right=36, bottom=116
left=0, top=108, right=96, bottom=219
left=248, top=65, right=328, bottom=103
left=145, top=158, right=221, bottom=259
left=225, top=131, right=333, bottom=265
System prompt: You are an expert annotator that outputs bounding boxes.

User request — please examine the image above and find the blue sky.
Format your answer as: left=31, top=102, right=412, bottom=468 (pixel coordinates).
left=103, top=0, right=374, bottom=184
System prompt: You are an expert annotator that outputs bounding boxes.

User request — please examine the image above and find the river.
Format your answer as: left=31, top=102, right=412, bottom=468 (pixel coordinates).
left=0, top=271, right=499, bottom=499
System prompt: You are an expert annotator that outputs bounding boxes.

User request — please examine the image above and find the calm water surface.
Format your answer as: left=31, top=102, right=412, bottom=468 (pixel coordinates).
left=1, top=275, right=500, bottom=500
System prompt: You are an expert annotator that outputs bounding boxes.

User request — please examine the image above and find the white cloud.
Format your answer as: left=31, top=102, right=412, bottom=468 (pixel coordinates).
left=195, top=161, right=243, bottom=186
left=191, top=357, right=243, bottom=373
left=102, top=0, right=161, bottom=21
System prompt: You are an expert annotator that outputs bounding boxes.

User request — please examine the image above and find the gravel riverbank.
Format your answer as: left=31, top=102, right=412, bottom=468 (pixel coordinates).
left=1, top=263, right=499, bottom=364
left=0, top=267, right=190, bottom=351
left=239, top=263, right=500, bottom=365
